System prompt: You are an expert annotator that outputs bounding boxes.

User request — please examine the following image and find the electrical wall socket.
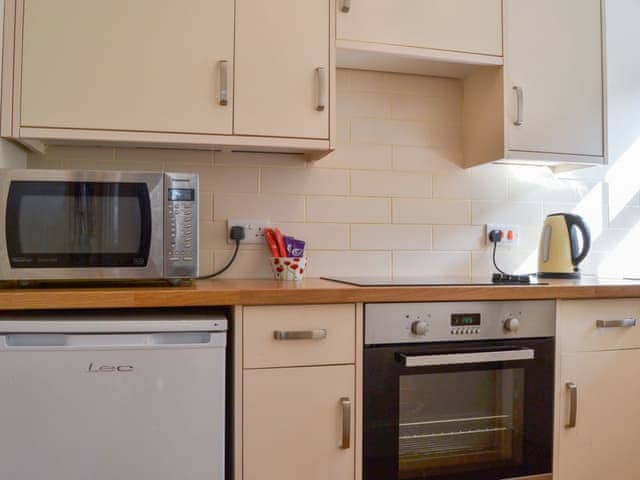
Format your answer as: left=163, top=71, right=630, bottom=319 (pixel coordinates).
left=486, top=224, right=521, bottom=246
left=227, top=219, right=272, bottom=244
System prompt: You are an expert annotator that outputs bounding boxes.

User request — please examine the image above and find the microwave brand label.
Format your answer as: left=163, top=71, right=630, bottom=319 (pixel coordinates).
left=11, top=257, right=34, bottom=264
left=88, top=362, right=134, bottom=373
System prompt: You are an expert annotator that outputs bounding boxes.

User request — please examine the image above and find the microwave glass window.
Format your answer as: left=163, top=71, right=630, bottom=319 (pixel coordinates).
left=18, top=194, right=141, bottom=254
left=6, top=181, right=152, bottom=268
left=168, top=188, right=194, bottom=202
left=398, top=369, right=524, bottom=479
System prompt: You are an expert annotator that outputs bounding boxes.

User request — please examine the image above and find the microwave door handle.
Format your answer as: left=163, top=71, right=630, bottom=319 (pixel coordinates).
left=399, top=348, right=535, bottom=367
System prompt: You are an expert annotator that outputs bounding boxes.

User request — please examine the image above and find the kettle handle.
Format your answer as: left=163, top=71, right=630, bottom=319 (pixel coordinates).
left=566, top=214, right=591, bottom=266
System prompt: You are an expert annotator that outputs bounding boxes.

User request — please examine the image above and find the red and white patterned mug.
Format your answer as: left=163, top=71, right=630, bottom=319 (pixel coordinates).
left=270, top=257, right=307, bottom=280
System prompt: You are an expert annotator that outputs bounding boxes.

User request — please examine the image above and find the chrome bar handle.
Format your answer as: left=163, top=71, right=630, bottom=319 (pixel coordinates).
left=596, top=318, right=637, bottom=328
left=513, top=85, right=524, bottom=126
left=273, top=329, right=327, bottom=340
left=341, top=0, right=351, bottom=13
left=218, top=60, right=229, bottom=106
left=565, top=382, right=577, bottom=428
left=401, top=349, right=534, bottom=368
left=340, top=397, right=351, bottom=449
left=315, top=67, right=327, bottom=112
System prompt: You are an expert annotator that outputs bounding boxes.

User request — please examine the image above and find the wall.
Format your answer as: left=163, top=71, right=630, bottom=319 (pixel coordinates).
left=27, top=69, right=640, bottom=279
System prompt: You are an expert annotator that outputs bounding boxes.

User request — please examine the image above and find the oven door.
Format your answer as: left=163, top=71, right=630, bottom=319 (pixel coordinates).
left=364, top=338, right=554, bottom=480
left=0, top=170, right=164, bottom=280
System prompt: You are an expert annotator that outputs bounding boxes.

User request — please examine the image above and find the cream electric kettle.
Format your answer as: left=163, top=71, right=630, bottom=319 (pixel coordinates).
left=538, top=213, right=591, bottom=278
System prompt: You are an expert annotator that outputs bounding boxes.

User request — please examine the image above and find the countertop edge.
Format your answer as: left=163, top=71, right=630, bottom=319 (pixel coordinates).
left=2, top=279, right=640, bottom=310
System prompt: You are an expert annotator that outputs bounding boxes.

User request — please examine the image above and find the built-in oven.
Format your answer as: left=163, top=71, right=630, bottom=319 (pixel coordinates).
left=364, top=301, right=555, bottom=480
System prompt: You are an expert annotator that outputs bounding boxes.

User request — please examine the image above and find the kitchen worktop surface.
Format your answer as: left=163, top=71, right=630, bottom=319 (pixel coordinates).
left=2, top=277, right=640, bottom=310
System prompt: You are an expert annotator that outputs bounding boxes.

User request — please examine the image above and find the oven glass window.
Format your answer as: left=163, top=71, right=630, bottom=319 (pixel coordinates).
left=6, top=181, right=152, bottom=268
left=399, top=368, right=524, bottom=479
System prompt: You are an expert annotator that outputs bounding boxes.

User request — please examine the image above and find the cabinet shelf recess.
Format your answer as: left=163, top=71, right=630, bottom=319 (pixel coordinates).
left=336, top=40, right=503, bottom=79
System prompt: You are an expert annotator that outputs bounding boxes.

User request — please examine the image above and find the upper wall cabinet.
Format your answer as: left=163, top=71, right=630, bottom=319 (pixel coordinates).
left=235, top=0, right=330, bottom=139
left=19, top=0, right=235, bottom=135
left=338, top=0, right=502, bottom=56
left=335, top=0, right=503, bottom=78
left=504, top=0, right=603, bottom=159
left=463, top=0, right=606, bottom=168
left=1, top=0, right=335, bottom=155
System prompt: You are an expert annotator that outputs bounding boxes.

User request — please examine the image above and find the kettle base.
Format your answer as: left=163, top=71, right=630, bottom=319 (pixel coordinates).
left=537, top=272, right=581, bottom=279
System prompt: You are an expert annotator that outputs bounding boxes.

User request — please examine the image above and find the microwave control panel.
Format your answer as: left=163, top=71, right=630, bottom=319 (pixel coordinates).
left=164, top=173, right=198, bottom=278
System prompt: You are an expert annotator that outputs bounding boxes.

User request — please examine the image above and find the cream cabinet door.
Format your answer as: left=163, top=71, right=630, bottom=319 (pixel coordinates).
left=234, top=0, right=330, bottom=139
left=337, top=0, right=502, bottom=56
left=557, top=350, right=640, bottom=480
left=504, top=0, right=603, bottom=158
left=20, top=0, right=234, bottom=134
left=243, top=365, right=355, bottom=480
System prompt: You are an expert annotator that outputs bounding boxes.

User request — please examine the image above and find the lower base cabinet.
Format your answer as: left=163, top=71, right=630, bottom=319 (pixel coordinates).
left=557, top=350, right=640, bottom=479
left=243, top=365, right=356, bottom=480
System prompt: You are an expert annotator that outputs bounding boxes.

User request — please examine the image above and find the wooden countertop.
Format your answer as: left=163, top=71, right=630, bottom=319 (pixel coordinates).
left=2, top=277, right=640, bottom=310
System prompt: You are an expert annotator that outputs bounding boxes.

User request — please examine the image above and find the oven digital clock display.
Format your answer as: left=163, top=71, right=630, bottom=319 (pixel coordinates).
left=451, top=313, right=481, bottom=326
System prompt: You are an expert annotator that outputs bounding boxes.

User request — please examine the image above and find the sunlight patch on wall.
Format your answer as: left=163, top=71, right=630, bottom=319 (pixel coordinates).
left=605, top=136, right=640, bottom=221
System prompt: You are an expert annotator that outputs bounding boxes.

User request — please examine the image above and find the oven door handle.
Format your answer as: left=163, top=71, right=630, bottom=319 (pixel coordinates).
left=399, top=348, right=535, bottom=367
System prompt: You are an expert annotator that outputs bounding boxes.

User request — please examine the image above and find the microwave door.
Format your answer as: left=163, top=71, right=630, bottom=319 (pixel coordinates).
left=0, top=170, right=164, bottom=280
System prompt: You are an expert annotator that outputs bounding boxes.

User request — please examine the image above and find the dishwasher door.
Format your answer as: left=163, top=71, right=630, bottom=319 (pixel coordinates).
left=0, top=320, right=226, bottom=480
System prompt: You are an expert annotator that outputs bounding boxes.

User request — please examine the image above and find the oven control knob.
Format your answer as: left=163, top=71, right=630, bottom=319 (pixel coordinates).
left=411, top=321, right=428, bottom=336
left=504, top=318, right=521, bottom=332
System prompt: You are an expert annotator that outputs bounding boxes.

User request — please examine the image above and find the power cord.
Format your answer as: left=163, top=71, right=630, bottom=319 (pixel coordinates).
left=489, top=229, right=531, bottom=284
left=492, top=238, right=508, bottom=275
left=197, top=226, right=245, bottom=280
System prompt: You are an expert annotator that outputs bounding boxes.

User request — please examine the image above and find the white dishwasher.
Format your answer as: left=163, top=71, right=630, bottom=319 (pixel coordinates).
left=0, top=309, right=227, bottom=480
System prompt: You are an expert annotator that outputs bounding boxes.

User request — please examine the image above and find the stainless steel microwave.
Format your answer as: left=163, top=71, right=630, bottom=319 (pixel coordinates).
left=0, top=169, right=198, bottom=283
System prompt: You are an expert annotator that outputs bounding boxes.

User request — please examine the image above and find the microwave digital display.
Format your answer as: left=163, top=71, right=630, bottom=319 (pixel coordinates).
left=451, top=313, right=481, bottom=326
left=168, top=188, right=194, bottom=202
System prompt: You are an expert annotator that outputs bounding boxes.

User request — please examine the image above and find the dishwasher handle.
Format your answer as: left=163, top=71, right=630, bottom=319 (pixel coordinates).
left=0, top=332, right=226, bottom=350
left=399, top=348, right=535, bottom=367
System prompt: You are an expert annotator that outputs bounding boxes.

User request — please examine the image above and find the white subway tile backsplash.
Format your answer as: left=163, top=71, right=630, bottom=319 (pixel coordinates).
left=393, top=198, right=471, bottom=225
left=472, top=201, right=543, bottom=227
left=471, top=248, right=538, bottom=277
left=24, top=68, right=635, bottom=278
left=393, top=251, right=471, bottom=277
left=215, top=151, right=306, bottom=168
left=350, top=170, right=432, bottom=197
left=351, top=224, right=432, bottom=250
left=117, top=147, right=213, bottom=166
left=199, top=191, right=213, bottom=220
left=433, top=166, right=508, bottom=201
left=212, top=248, right=272, bottom=278
left=508, top=173, right=597, bottom=203
left=349, top=70, right=395, bottom=93
left=307, top=196, right=391, bottom=223
left=432, top=226, right=485, bottom=251
left=392, top=145, right=461, bottom=172
left=214, top=194, right=305, bottom=222
left=315, top=143, right=393, bottom=170
left=338, top=90, right=391, bottom=118
left=607, top=205, right=640, bottom=228
left=43, top=146, right=115, bottom=166
left=351, top=118, right=430, bottom=147
left=202, top=166, right=259, bottom=193
left=391, top=95, right=462, bottom=125
left=277, top=223, right=350, bottom=250
left=306, top=251, right=392, bottom=277
left=261, top=167, right=349, bottom=195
